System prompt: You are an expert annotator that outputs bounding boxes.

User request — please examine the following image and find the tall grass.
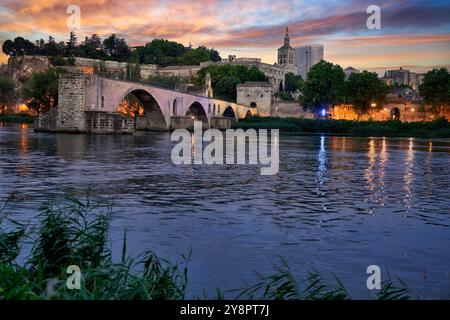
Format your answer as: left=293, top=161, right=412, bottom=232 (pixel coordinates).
left=0, top=194, right=414, bottom=300
left=0, top=194, right=188, bottom=300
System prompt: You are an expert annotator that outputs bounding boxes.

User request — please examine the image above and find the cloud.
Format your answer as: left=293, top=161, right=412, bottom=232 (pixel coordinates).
left=0, top=0, right=449, bottom=70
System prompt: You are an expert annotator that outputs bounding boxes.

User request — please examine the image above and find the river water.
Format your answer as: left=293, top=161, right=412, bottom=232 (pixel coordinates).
left=1, top=123, right=449, bottom=299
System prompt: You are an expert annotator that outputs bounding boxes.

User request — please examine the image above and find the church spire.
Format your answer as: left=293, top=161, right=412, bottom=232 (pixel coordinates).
left=284, top=26, right=290, bottom=47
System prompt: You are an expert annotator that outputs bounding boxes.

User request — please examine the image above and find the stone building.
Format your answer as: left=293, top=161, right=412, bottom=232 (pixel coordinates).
left=380, top=67, right=426, bottom=90
left=277, top=27, right=296, bottom=70
left=344, top=66, right=360, bottom=78
left=236, top=82, right=273, bottom=116
left=295, top=44, right=324, bottom=80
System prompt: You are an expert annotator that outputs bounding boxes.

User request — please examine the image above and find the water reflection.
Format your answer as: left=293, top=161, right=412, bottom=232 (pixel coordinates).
left=403, top=138, right=414, bottom=212
left=1, top=125, right=450, bottom=299
left=317, top=135, right=327, bottom=186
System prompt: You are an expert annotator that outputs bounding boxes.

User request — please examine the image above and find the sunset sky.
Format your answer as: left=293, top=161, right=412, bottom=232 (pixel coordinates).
left=1, top=0, right=449, bottom=74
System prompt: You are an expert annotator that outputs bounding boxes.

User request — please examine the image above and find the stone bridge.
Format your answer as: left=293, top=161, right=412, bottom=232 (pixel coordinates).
left=38, top=73, right=257, bottom=133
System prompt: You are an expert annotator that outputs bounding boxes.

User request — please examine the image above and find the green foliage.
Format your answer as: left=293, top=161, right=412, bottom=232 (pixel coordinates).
left=21, top=67, right=66, bottom=113
left=234, top=117, right=450, bottom=138
left=235, top=258, right=411, bottom=300
left=0, top=75, right=16, bottom=106
left=135, top=40, right=220, bottom=66
left=300, top=60, right=346, bottom=113
left=194, top=65, right=267, bottom=102
left=215, top=76, right=241, bottom=101
left=346, top=71, right=389, bottom=118
left=125, top=52, right=141, bottom=81
left=284, top=72, right=303, bottom=93
left=2, top=37, right=35, bottom=56
left=145, top=75, right=185, bottom=90
left=103, top=34, right=130, bottom=62
left=275, top=91, right=294, bottom=101
left=0, top=194, right=189, bottom=300
left=3, top=34, right=221, bottom=67
left=419, top=68, right=450, bottom=114
left=0, top=114, right=35, bottom=123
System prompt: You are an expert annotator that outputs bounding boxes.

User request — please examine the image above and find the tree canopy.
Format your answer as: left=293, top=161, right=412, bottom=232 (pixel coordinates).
left=419, top=68, right=450, bottom=114
left=0, top=75, right=16, bottom=107
left=21, top=67, right=66, bottom=114
left=345, top=71, right=389, bottom=118
left=284, top=73, right=303, bottom=93
left=300, top=60, right=346, bottom=113
left=194, top=65, right=267, bottom=102
left=2, top=34, right=221, bottom=67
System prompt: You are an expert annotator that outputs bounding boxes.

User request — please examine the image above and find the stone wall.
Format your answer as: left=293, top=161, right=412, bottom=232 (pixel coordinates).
left=170, top=116, right=210, bottom=130
left=85, top=111, right=134, bottom=134
left=271, top=100, right=314, bottom=118
left=35, top=109, right=57, bottom=131
left=210, top=117, right=233, bottom=130
left=332, top=103, right=450, bottom=122
left=236, top=82, right=272, bottom=116
left=57, top=73, right=86, bottom=131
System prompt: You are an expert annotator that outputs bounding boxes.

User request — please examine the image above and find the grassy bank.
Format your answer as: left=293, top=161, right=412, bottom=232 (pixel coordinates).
left=0, top=113, right=35, bottom=124
left=233, top=117, right=450, bottom=138
left=0, top=194, right=413, bottom=300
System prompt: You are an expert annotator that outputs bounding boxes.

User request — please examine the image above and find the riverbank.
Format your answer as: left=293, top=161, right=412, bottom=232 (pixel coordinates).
left=233, top=117, right=450, bottom=138
left=0, top=113, right=35, bottom=124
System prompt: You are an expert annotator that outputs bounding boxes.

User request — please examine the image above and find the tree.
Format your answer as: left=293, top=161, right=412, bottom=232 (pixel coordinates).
left=135, top=39, right=186, bottom=65
left=44, top=36, right=61, bottom=56
left=0, top=75, right=16, bottom=111
left=66, top=32, right=77, bottom=56
left=419, top=68, right=450, bottom=114
left=284, top=72, right=303, bottom=93
left=194, top=64, right=267, bottom=102
left=300, top=60, right=346, bottom=114
left=2, top=37, right=35, bottom=56
left=21, top=67, right=66, bottom=114
left=345, top=71, right=388, bottom=119
left=2, top=40, right=14, bottom=56
left=145, top=75, right=184, bottom=90
left=215, top=76, right=241, bottom=101
left=125, top=52, right=141, bottom=81
left=103, top=34, right=130, bottom=61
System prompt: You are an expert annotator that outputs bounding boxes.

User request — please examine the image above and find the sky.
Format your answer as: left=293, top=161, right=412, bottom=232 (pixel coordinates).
left=0, top=0, right=449, bottom=74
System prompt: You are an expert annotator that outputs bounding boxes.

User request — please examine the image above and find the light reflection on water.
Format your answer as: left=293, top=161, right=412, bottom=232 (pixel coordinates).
left=1, top=123, right=450, bottom=299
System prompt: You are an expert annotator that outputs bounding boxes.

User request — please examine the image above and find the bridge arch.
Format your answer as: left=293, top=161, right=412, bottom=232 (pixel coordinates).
left=186, top=101, right=209, bottom=124
left=118, top=88, right=167, bottom=131
left=223, top=106, right=237, bottom=121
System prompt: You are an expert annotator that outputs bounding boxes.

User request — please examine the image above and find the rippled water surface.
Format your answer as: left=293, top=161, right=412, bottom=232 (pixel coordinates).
left=1, top=123, right=449, bottom=298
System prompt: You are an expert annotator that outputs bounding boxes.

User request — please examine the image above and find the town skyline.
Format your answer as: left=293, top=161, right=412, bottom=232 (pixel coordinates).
left=1, top=0, right=450, bottom=75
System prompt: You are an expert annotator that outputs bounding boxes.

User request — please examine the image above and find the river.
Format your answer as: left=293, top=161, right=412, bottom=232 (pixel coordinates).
left=0, top=123, right=449, bottom=299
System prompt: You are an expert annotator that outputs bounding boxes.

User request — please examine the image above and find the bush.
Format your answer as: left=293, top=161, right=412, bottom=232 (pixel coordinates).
left=233, top=117, right=450, bottom=138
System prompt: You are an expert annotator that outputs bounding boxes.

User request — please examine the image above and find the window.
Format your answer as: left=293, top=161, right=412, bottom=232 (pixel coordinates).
left=173, top=100, right=177, bottom=115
